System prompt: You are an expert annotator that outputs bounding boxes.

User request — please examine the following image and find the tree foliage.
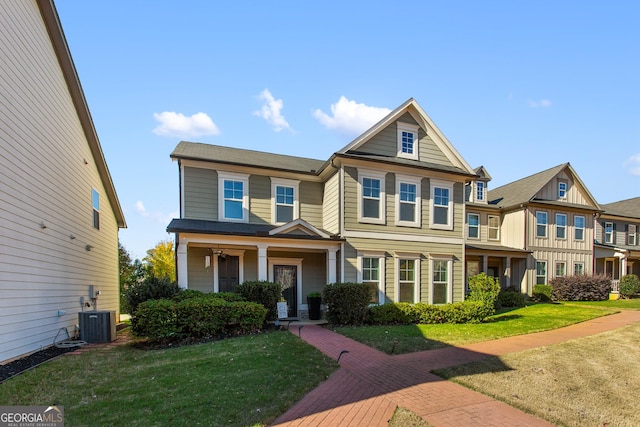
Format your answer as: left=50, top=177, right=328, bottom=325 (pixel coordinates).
left=143, top=240, right=176, bottom=282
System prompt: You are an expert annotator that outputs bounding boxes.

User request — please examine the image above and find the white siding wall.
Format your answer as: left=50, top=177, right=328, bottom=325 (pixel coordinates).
left=0, top=0, right=120, bottom=362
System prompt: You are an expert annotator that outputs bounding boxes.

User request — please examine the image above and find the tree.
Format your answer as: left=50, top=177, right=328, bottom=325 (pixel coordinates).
left=143, top=240, right=176, bottom=282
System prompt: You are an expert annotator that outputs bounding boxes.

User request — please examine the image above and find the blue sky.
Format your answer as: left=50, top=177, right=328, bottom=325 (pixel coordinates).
left=55, top=0, right=640, bottom=260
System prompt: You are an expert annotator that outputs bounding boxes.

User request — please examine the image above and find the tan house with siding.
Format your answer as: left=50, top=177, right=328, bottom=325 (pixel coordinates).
left=0, top=0, right=126, bottom=362
left=594, top=197, right=640, bottom=291
left=168, top=98, right=477, bottom=318
left=465, top=163, right=601, bottom=294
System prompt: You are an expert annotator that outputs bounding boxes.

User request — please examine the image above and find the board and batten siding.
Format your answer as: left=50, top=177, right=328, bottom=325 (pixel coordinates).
left=322, top=172, right=340, bottom=234
left=536, top=171, right=590, bottom=205
left=183, top=166, right=217, bottom=220
left=0, top=0, right=120, bottom=362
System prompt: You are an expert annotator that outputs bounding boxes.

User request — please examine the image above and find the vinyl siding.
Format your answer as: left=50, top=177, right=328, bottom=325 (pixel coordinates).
left=536, top=171, right=590, bottom=205
left=501, top=210, right=526, bottom=249
left=183, top=166, right=217, bottom=220
left=186, top=247, right=214, bottom=292
left=322, top=172, right=340, bottom=234
left=528, top=207, right=594, bottom=251
left=249, top=175, right=270, bottom=224
left=0, top=0, right=119, bottom=362
left=299, top=181, right=323, bottom=228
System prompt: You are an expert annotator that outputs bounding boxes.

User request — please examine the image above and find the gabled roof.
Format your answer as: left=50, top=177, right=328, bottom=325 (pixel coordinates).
left=488, top=163, right=600, bottom=210
left=38, top=0, right=125, bottom=228
left=171, top=141, right=326, bottom=175
left=474, top=166, right=492, bottom=181
left=269, top=219, right=331, bottom=239
left=600, top=197, right=640, bottom=219
left=336, top=98, right=476, bottom=177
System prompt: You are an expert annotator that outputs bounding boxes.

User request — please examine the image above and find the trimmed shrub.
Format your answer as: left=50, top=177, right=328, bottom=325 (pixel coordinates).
left=323, top=282, right=371, bottom=325
left=497, top=287, right=526, bottom=308
left=225, top=301, right=268, bottom=334
left=551, top=274, right=610, bottom=301
left=171, top=289, right=204, bottom=302
left=438, top=301, right=488, bottom=324
left=466, top=273, right=501, bottom=315
left=132, top=299, right=179, bottom=339
left=123, top=275, right=179, bottom=314
left=620, top=274, right=640, bottom=298
left=532, top=284, right=553, bottom=302
left=175, top=297, right=228, bottom=338
left=237, top=281, right=281, bottom=321
left=368, top=303, right=416, bottom=324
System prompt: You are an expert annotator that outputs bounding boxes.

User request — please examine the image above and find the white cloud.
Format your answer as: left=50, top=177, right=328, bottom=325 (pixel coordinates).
left=253, top=89, right=291, bottom=132
left=152, top=111, right=220, bottom=138
left=135, top=200, right=177, bottom=225
left=313, top=96, right=391, bottom=136
left=624, top=153, right=640, bottom=176
left=529, top=99, right=552, bottom=108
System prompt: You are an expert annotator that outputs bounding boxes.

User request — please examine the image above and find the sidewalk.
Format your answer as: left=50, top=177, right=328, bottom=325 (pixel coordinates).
left=272, top=310, right=640, bottom=427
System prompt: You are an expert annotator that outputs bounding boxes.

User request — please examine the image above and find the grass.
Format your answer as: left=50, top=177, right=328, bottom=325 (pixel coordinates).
left=334, top=303, right=615, bottom=354
left=0, top=330, right=337, bottom=427
left=564, top=297, right=640, bottom=310
left=434, top=322, right=640, bottom=426
left=388, top=407, right=432, bottom=427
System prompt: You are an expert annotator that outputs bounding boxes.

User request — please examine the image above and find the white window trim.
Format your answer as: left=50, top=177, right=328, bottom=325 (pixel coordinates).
left=430, top=179, right=454, bottom=230
left=604, top=221, right=614, bottom=244
left=536, top=260, right=547, bottom=285
left=270, top=177, right=300, bottom=225
left=558, top=180, right=567, bottom=200
left=395, top=174, right=421, bottom=228
left=555, top=261, right=566, bottom=277
left=536, top=211, right=548, bottom=238
left=218, top=171, right=249, bottom=223
left=629, top=224, right=637, bottom=246
left=467, top=213, right=480, bottom=239
left=429, top=255, right=453, bottom=305
left=357, top=251, right=386, bottom=305
left=397, top=122, right=419, bottom=160
left=357, top=168, right=386, bottom=225
left=488, top=215, right=500, bottom=240
left=476, top=181, right=486, bottom=202
left=91, top=187, right=100, bottom=230
left=556, top=213, right=567, bottom=240
left=574, top=215, right=585, bottom=241
left=395, top=253, right=420, bottom=303
left=574, top=262, right=585, bottom=276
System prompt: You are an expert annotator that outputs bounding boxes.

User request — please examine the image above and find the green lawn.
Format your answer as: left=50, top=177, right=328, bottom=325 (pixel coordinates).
left=564, top=297, right=640, bottom=310
left=0, top=330, right=337, bottom=427
left=334, top=303, right=615, bottom=354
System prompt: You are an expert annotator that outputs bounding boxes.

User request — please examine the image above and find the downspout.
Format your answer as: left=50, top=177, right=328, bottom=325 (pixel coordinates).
left=523, top=204, right=529, bottom=294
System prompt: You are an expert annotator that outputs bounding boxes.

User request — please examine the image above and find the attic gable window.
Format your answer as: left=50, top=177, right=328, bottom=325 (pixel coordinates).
left=476, top=182, right=486, bottom=202
left=271, top=178, right=299, bottom=224
left=397, top=122, right=419, bottom=160
left=358, top=169, right=386, bottom=224
left=558, top=181, right=567, bottom=199
left=218, top=171, right=249, bottom=223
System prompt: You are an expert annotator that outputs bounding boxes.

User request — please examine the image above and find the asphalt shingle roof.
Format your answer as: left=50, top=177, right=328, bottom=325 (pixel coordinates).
left=487, top=163, right=568, bottom=208
left=601, top=197, right=640, bottom=219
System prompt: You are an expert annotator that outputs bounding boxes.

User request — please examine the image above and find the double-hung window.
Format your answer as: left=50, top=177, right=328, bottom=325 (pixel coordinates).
left=395, top=175, right=421, bottom=227
left=431, top=257, right=451, bottom=304
left=467, top=213, right=480, bottom=239
left=574, top=262, right=585, bottom=275
left=629, top=224, right=637, bottom=246
left=476, top=182, right=485, bottom=202
left=574, top=215, right=585, bottom=241
left=91, top=188, right=100, bottom=230
left=555, top=262, right=566, bottom=277
left=359, top=252, right=385, bottom=304
left=488, top=215, right=500, bottom=240
left=397, top=122, right=419, bottom=160
left=397, top=256, right=419, bottom=303
left=358, top=169, right=385, bottom=224
left=271, top=178, right=299, bottom=224
left=536, top=261, right=547, bottom=285
left=558, top=181, right=567, bottom=199
left=556, top=213, right=567, bottom=239
left=430, top=180, right=453, bottom=230
left=218, top=172, right=249, bottom=222
left=604, top=222, right=614, bottom=244
left=536, top=211, right=548, bottom=238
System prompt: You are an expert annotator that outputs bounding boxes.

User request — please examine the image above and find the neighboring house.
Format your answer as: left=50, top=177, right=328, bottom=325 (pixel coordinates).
left=466, top=163, right=601, bottom=294
left=168, top=98, right=477, bottom=318
left=594, top=197, right=640, bottom=291
left=0, top=0, right=126, bottom=362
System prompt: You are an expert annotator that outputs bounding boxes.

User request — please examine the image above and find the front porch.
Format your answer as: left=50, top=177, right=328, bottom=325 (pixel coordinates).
left=465, top=244, right=530, bottom=292
left=595, top=244, right=640, bottom=293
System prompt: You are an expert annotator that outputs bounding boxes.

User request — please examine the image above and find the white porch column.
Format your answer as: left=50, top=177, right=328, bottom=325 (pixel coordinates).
left=257, top=244, right=268, bottom=281
left=482, top=256, right=488, bottom=274
left=177, top=243, right=188, bottom=289
left=621, top=255, right=628, bottom=278
left=504, top=256, right=512, bottom=288
left=327, top=248, right=338, bottom=284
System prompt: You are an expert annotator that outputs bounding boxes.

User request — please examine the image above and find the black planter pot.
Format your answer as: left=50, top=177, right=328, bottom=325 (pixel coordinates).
left=307, top=296, right=322, bottom=320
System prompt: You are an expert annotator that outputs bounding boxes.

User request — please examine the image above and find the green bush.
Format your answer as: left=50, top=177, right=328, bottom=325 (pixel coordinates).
left=438, top=301, right=488, bottom=324
left=497, top=287, right=526, bottom=308
left=323, top=282, right=371, bottom=325
left=551, top=274, right=610, bottom=301
left=226, top=301, right=268, bottom=334
left=466, top=273, right=501, bottom=315
left=123, top=275, right=180, bottom=314
left=368, top=303, right=416, bottom=324
left=532, top=284, right=553, bottom=302
left=175, top=297, right=227, bottom=338
left=171, top=289, right=204, bottom=302
left=237, top=281, right=281, bottom=321
left=132, top=299, right=179, bottom=339
left=620, top=274, right=640, bottom=298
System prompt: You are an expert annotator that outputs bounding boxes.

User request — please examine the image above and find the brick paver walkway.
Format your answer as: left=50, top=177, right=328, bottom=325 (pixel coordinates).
left=272, top=310, right=640, bottom=427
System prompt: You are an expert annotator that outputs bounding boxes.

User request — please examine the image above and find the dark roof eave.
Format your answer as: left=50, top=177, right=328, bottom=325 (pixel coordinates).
left=170, top=154, right=330, bottom=177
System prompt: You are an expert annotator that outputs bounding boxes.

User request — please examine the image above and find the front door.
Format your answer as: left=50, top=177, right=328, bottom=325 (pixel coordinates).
left=274, top=265, right=297, bottom=317
left=218, top=255, right=239, bottom=292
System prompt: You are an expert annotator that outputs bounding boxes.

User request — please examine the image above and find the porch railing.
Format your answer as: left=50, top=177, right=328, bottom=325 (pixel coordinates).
left=611, top=279, right=620, bottom=293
